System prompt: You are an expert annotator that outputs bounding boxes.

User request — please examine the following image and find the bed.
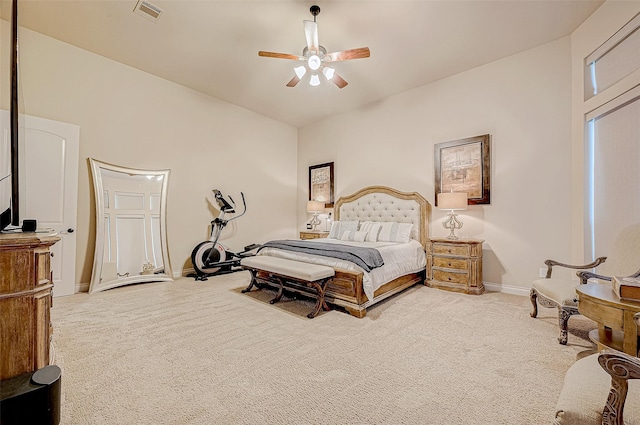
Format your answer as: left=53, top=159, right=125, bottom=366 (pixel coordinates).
left=253, top=185, right=431, bottom=317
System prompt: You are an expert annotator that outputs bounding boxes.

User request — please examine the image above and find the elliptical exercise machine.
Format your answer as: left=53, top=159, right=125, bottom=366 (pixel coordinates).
left=190, top=189, right=260, bottom=281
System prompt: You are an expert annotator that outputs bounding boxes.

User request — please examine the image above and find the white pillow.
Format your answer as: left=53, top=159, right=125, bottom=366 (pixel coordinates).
left=378, top=222, right=413, bottom=243
left=353, top=230, right=367, bottom=243
left=359, top=221, right=382, bottom=242
left=328, top=221, right=341, bottom=239
left=338, top=220, right=359, bottom=239
left=341, top=230, right=367, bottom=242
left=365, top=223, right=382, bottom=242
left=359, top=221, right=374, bottom=232
left=340, top=230, right=354, bottom=241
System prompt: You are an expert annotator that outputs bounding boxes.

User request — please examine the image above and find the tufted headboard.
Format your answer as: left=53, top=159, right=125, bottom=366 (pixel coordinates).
left=334, top=186, right=431, bottom=249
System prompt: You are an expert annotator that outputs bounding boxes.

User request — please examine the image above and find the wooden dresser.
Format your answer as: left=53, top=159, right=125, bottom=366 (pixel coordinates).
left=299, top=231, right=329, bottom=240
left=0, top=232, right=60, bottom=380
left=426, top=238, right=484, bottom=295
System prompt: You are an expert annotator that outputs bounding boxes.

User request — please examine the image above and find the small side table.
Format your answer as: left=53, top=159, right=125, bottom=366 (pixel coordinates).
left=576, top=283, right=640, bottom=357
left=299, top=231, right=329, bottom=240
left=426, top=238, right=484, bottom=294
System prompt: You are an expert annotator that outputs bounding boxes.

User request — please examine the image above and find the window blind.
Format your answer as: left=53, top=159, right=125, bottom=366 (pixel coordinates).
left=586, top=87, right=640, bottom=266
left=584, top=13, right=640, bottom=100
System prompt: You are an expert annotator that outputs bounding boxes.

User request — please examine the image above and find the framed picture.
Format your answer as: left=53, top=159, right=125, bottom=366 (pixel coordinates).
left=309, top=162, right=334, bottom=208
left=434, top=134, right=490, bottom=205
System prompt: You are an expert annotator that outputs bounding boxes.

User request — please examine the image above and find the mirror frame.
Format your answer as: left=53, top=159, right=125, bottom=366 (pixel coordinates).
left=89, top=158, right=173, bottom=294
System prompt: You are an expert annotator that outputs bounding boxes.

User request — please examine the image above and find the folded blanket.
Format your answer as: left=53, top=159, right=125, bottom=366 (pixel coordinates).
left=258, top=240, right=384, bottom=272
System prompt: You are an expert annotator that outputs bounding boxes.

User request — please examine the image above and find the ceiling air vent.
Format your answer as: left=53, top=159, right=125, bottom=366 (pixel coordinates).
left=133, top=0, right=163, bottom=22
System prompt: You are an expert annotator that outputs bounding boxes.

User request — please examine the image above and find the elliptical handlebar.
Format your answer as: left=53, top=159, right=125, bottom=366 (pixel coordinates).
left=226, top=192, right=246, bottom=222
left=211, top=189, right=247, bottom=225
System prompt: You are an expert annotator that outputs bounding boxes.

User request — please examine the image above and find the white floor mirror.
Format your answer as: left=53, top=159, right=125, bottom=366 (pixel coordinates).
left=89, top=158, right=173, bottom=294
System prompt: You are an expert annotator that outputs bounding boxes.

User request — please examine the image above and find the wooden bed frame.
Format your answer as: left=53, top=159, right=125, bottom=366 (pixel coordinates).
left=256, top=185, right=431, bottom=317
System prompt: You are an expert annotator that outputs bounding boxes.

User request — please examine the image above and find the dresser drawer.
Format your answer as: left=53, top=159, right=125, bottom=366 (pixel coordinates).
left=433, top=269, right=470, bottom=285
left=432, top=243, right=469, bottom=257
left=433, top=257, right=468, bottom=270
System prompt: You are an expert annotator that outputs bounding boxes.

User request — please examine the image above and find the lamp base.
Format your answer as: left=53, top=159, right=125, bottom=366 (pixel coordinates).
left=443, top=211, right=463, bottom=240
left=309, top=213, right=321, bottom=231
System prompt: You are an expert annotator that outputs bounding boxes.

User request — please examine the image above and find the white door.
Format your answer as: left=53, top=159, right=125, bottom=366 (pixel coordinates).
left=20, top=115, right=79, bottom=297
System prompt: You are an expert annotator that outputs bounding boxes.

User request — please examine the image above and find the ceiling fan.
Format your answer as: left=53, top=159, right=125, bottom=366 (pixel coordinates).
left=258, top=5, right=370, bottom=89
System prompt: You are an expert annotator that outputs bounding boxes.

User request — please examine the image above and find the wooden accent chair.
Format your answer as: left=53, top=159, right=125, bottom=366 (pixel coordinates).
left=530, top=257, right=607, bottom=345
left=554, top=314, right=640, bottom=425
left=531, top=224, right=640, bottom=345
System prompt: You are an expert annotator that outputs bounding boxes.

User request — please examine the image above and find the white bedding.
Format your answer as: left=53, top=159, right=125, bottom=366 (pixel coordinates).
left=258, top=238, right=426, bottom=301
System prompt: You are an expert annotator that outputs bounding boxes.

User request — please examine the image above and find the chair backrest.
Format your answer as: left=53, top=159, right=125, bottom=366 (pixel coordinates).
left=598, top=223, right=640, bottom=279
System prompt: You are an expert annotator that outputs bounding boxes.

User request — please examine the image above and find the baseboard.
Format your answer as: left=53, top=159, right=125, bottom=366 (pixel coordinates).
left=75, top=282, right=89, bottom=293
left=484, top=281, right=529, bottom=297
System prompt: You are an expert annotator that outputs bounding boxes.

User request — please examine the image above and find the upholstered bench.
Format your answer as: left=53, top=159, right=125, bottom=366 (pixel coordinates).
left=554, top=350, right=640, bottom=425
left=240, top=256, right=335, bottom=318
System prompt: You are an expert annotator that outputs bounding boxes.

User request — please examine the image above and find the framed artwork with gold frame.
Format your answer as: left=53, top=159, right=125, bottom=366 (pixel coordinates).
left=434, top=134, right=490, bottom=206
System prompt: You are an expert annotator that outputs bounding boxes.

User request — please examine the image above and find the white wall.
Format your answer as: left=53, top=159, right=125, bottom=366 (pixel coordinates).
left=13, top=25, right=298, bottom=285
left=298, top=37, right=574, bottom=293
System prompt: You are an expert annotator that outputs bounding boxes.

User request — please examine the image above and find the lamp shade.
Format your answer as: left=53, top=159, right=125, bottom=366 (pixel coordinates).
left=437, top=192, right=468, bottom=210
left=307, top=200, right=324, bottom=213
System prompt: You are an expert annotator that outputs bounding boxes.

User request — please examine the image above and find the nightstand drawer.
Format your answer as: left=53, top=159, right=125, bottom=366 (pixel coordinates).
left=299, top=231, right=329, bottom=240
left=432, top=243, right=469, bottom=257
left=433, top=269, right=470, bottom=285
left=433, top=257, right=468, bottom=270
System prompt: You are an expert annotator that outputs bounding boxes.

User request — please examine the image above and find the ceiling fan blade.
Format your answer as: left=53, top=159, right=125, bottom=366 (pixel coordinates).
left=324, top=47, right=370, bottom=62
left=286, top=75, right=301, bottom=88
left=330, top=73, right=348, bottom=89
left=258, top=51, right=304, bottom=61
left=304, top=20, right=319, bottom=53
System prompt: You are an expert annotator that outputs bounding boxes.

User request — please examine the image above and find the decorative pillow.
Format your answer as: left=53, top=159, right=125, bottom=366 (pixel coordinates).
left=340, top=230, right=354, bottom=241
left=365, top=223, right=382, bottom=242
left=353, top=230, right=368, bottom=243
left=341, top=230, right=367, bottom=242
left=338, top=220, right=359, bottom=239
left=378, top=222, right=413, bottom=243
left=359, top=221, right=374, bottom=232
left=328, top=221, right=341, bottom=239
left=359, top=221, right=382, bottom=242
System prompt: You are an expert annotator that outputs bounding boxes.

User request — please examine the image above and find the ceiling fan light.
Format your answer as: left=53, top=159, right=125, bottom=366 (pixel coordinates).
left=294, top=66, right=307, bottom=79
left=322, top=67, right=335, bottom=80
left=309, top=74, right=321, bottom=86
left=308, top=55, right=321, bottom=71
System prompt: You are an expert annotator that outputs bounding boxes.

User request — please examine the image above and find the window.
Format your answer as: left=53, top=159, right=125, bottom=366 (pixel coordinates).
left=585, top=86, right=640, bottom=260
left=584, top=13, right=640, bottom=99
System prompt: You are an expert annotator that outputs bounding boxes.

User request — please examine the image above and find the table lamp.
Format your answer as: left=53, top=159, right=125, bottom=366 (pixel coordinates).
left=307, top=200, right=324, bottom=231
left=437, top=192, right=468, bottom=240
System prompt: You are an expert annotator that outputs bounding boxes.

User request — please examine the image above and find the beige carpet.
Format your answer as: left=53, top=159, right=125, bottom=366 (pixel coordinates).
left=51, top=272, right=596, bottom=424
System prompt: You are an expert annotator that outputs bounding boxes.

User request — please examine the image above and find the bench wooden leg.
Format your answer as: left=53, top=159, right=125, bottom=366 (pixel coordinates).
left=307, top=278, right=331, bottom=319
left=241, top=269, right=259, bottom=293
left=270, top=276, right=285, bottom=305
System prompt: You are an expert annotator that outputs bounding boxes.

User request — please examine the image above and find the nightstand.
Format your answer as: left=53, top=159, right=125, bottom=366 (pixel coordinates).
left=426, top=238, right=484, bottom=294
left=299, top=231, right=329, bottom=240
